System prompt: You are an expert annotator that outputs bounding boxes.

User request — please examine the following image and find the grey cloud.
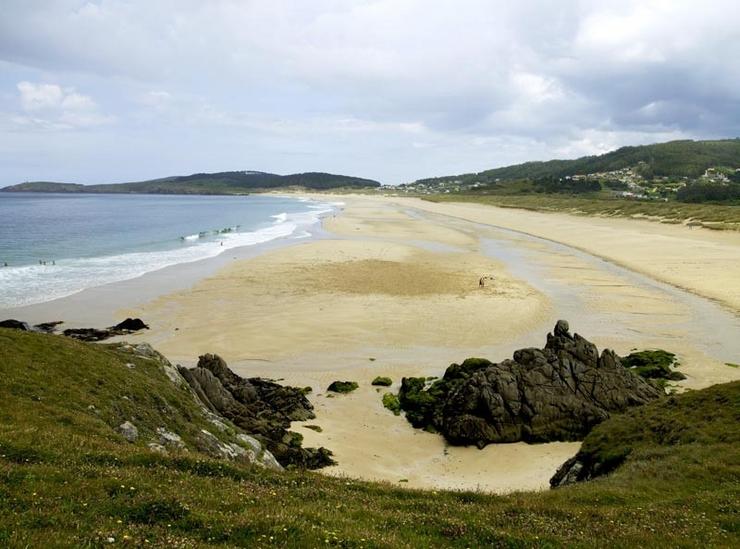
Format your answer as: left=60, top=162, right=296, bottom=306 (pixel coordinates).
left=0, top=0, right=738, bottom=184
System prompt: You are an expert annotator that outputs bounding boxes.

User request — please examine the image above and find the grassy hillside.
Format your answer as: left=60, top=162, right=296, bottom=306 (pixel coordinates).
left=1, top=171, right=381, bottom=195
left=1, top=328, right=738, bottom=547
left=412, top=139, right=740, bottom=185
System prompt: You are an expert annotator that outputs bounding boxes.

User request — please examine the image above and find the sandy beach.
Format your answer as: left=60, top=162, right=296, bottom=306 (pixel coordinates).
left=82, top=194, right=738, bottom=494
left=393, top=197, right=740, bottom=312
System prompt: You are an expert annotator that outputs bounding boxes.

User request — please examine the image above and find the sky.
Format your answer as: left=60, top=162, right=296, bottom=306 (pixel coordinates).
left=1, top=1, right=739, bottom=185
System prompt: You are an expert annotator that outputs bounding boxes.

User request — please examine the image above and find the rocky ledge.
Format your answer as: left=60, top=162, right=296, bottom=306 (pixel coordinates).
left=178, top=354, right=334, bottom=469
left=398, top=320, right=664, bottom=448
left=63, top=318, right=149, bottom=341
left=0, top=317, right=149, bottom=341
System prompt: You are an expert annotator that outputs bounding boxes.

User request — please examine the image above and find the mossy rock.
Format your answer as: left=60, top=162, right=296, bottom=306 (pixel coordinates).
left=382, top=393, right=401, bottom=415
left=327, top=381, right=359, bottom=394
left=371, top=376, right=393, bottom=386
left=621, top=350, right=686, bottom=380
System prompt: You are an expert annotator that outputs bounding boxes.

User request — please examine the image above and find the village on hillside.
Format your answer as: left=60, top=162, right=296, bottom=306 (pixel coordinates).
left=389, top=162, right=740, bottom=200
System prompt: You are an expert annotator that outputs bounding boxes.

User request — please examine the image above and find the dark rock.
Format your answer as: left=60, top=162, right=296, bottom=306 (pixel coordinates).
left=113, top=318, right=149, bottom=331
left=0, top=319, right=32, bottom=331
left=63, top=317, right=149, bottom=342
left=33, top=321, right=64, bottom=333
left=549, top=452, right=622, bottom=488
left=178, top=353, right=334, bottom=469
left=397, top=321, right=663, bottom=448
left=62, top=328, right=112, bottom=341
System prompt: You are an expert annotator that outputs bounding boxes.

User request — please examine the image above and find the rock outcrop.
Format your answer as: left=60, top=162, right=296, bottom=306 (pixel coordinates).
left=117, top=421, right=139, bottom=443
left=398, top=320, right=664, bottom=448
left=0, top=319, right=32, bottom=331
left=111, top=343, right=283, bottom=470
left=178, top=354, right=334, bottom=469
left=549, top=454, right=607, bottom=487
left=33, top=321, right=64, bottom=333
left=63, top=318, right=149, bottom=342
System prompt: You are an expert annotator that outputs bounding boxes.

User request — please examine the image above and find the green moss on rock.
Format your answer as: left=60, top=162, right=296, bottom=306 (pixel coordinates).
left=621, top=350, right=686, bottom=381
left=371, top=376, right=392, bottom=386
left=382, top=393, right=401, bottom=415
left=327, top=381, right=359, bottom=394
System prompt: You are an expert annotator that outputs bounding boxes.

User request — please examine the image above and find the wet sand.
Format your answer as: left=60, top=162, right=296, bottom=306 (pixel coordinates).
left=392, top=197, right=740, bottom=312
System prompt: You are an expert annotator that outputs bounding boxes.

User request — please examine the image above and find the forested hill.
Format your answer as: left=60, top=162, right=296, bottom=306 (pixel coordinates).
left=412, top=139, right=740, bottom=185
left=1, top=171, right=381, bottom=194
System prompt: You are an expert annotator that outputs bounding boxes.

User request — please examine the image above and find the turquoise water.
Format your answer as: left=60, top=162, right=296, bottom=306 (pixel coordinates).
left=0, top=193, right=336, bottom=307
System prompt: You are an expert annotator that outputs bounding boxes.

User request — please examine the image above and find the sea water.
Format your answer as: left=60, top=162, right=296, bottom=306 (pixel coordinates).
left=0, top=193, right=336, bottom=308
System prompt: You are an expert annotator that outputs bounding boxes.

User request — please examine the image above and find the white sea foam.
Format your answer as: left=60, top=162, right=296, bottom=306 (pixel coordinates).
left=0, top=199, right=335, bottom=308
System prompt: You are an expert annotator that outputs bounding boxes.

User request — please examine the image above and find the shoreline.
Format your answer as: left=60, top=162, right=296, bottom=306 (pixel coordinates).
left=0, top=196, right=340, bottom=327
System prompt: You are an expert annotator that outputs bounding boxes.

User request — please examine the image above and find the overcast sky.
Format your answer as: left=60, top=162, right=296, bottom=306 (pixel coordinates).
left=1, top=1, right=739, bottom=185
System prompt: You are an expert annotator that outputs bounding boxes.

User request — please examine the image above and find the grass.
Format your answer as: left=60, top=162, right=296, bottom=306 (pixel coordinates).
left=1, top=328, right=739, bottom=547
left=424, top=193, right=740, bottom=229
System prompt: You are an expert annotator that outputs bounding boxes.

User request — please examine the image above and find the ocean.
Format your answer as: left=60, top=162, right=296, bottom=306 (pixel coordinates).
left=0, top=193, right=337, bottom=308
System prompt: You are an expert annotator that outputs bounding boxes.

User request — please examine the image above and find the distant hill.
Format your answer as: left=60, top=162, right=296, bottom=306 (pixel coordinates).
left=410, top=139, right=740, bottom=186
left=1, top=171, right=381, bottom=194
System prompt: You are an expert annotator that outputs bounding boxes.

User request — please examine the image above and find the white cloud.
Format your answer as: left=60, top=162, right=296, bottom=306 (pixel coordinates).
left=17, top=81, right=64, bottom=111
left=12, top=81, right=112, bottom=130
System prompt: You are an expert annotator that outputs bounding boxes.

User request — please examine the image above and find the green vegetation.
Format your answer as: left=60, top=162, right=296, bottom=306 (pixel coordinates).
left=425, top=193, right=740, bottom=229
left=326, top=380, right=359, bottom=394
left=303, top=425, right=323, bottom=433
left=412, top=139, right=740, bottom=184
left=371, top=376, right=393, bottom=386
left=621, top=350, right=686, bottom=381
left=570, top=379, right=740, bottom=485
left=1, top=329, right=739, bottom=546
left=678, top=181, right=740, bottom=203
left=726, top=363, right=739, bottom=368
left=401, top=139, right=740, bottom=217
left=1, top=171, right=380, bottom=195
left=381, top=393, right=401, bottom=416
